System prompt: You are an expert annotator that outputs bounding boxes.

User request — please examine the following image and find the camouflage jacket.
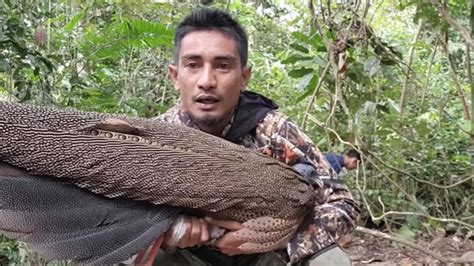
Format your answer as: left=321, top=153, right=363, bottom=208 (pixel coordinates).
left=156, top=100, right=360, bottom=263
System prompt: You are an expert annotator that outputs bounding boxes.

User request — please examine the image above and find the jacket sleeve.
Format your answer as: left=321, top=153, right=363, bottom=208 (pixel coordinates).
left=255, top=112, right=361, bottom=263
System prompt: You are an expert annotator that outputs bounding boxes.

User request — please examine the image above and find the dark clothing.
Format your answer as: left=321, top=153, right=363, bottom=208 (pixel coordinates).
left=324, top=153, right=344, bottom=174
left=224, top=91, right=278, bottom=143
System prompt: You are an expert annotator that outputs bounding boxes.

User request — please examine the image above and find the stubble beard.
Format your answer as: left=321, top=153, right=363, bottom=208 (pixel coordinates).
left=192, top=114, right=224, bottom=128
left=189, top=111, right=233, bottom=134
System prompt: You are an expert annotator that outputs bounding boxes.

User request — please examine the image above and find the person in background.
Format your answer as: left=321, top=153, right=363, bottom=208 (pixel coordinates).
left=324, top=149, right=361, bottom=249
left=324, top=149, right=361, bottom=174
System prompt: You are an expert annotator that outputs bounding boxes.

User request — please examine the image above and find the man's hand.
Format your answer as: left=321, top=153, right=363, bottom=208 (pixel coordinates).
left=164, top=215, right=210, bottom=249
left=205, top=217, right=249, bottom=256
left=164, top=215, right=257, bottom=256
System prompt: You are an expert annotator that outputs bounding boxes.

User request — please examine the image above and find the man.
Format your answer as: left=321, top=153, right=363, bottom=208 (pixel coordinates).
left=153, top=8, right=360, bottom=265
left=324, top=149, right=361, bottom=174
left=323, top=149, right=361, bottom=249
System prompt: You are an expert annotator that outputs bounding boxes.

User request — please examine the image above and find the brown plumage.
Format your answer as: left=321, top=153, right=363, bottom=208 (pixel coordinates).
left=0, top=101, right=316, bottom=258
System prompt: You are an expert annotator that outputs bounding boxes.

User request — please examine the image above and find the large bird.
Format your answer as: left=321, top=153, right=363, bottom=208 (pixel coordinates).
left=0, top=101, right=321, bottom=264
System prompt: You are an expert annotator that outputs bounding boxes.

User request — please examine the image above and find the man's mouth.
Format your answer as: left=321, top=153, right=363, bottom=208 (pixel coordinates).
left=195, top=95, right=220, bottom=110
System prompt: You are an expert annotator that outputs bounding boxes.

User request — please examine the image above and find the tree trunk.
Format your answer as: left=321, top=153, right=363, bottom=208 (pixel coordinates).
left=469, top=0, right=473, bottom=178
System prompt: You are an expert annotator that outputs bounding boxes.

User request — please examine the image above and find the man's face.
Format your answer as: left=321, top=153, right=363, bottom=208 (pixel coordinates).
left=345, top=158, right=359, bottom=170
left=169, top=30, right=251, bottom=135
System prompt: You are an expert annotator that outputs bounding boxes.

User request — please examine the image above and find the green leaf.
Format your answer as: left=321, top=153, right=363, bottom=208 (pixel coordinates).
left=282, top=55, right=313, bottom=64
left=406, top=215, right=421, bottom=230
left=316, top=45, right=327, bottom=52
left=347, top=71, right=360, bottom=83
left=290, top=43, right=309, bottom=54
left=288, top=68, right=313, bottom=78
left=395, top=225, right=416, bottom=240
left=291, top=31, right=309, bottom=43
left=0, top=58, right=7, bottom=72
left=297, top=73, right=315, bottom=90
left=363, top=101, right=377, bottom=116
left=293, top=73, right=318, bottom=103
left=387, top=99, right=401, bottom=113
left=308, top=33, right=324, bottom=50
left=427, top=218, right=442, bottom=229
left=314, top=56, right=327, bottom=68
left=291, top=31, right=326, bottom=52
left=64, top=11, right=85, bottom=33
left=364, top=57, right=381, bottom=78
left=81, top=19, right=173, bottom=60
left=461, top=120, right=471, bottom=133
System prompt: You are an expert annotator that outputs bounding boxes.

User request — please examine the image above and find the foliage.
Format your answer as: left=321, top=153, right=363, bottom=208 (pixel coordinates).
left=279, top=0, right=472, bottom=233
left=0, top=235, right=19, bottom=264
left=0, top=0, right=179, bottom=116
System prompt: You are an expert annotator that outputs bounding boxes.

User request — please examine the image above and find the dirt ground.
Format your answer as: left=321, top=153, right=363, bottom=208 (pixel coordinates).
left=344, top=233, right=474, bottom=265
left=2, top=232, right=473, bottom=265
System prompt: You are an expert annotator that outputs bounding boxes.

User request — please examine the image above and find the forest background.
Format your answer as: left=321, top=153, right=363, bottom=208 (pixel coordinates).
left=0, top=0, right=472, bottom=264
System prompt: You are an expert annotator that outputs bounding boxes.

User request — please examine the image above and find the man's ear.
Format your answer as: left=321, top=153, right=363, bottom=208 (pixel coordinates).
left=351, top=159, right=359, bottom=168
left=240, top=66, right=252, bottom=92
left=168, top=64, right=179, bottom=92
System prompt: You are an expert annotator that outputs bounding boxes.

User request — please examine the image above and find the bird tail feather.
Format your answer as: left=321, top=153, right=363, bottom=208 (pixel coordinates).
left=0, top=163, right=180, bottom=264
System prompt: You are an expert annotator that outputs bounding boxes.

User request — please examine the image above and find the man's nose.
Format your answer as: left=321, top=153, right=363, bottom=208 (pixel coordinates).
left=197, top=66, right=217, bottom=90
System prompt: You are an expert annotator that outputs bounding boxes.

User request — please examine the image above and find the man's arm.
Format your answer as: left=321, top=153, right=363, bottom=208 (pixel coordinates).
left=256, top=112, right=361, bottom=262
left=157, top=109, right=360, bottom=261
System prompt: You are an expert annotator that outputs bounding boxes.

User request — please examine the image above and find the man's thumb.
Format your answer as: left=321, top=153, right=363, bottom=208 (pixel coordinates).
left=204, top=217, right=244, bottom=231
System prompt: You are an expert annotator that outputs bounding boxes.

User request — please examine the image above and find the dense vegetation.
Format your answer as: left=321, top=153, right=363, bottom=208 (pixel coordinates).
left=0, top=0, right=472, bottom=263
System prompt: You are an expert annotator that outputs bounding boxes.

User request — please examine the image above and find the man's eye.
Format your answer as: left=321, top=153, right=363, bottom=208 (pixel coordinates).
left=218, top=62, right=231, bottom=69
left=186, top=62, right=199, bottom=68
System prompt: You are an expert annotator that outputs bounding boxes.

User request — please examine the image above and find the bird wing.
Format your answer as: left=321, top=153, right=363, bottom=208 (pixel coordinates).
left=0, top=101, right=315, bottom=222
left=0, top=162, right=180, bottom=264
left=0, top=101, right=318, bottom=259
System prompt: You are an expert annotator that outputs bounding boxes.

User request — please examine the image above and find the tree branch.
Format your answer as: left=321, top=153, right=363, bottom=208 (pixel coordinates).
left=470, top=0, right=474, bottom=182
left=419, top=39, right=438, bottom=114
left=372, top=198, right=474, bottom=229
left=355, top=226, right=474, bottom=264
left=302, top=63, right=330, bottom=130
left=367, top=150, right=474, bottom=189
left=306, top=114, right=419, bottom=204
left=439, top=38, right=471, bottom=120
left=442, top=109, right=473, bottom=136
left=399, top=19, right=423, bottom=126
left=429, top=0, right=474, bottom=49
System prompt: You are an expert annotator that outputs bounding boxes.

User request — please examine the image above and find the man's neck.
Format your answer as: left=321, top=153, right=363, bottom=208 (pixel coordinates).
left=199, top=124, right=227, bottom=137
left=177, top=101, right=237, bottom=137
left=196, top=112, right=235, bottom=137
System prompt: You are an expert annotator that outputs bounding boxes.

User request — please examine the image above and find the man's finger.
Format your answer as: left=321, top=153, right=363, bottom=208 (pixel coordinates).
left=188, top=217, right=201, bottom=245
left=175, top=217, right=192, bottom=248
left=200, top=219, right=210, bottom=242
left=204, top=217, right=243, bottom=231
left=213, top=231, right=246, bottom=256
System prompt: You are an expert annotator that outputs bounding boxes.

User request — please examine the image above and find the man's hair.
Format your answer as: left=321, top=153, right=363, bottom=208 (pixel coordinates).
left=345, top=149, right=361, bottom=161
left=173, top=8, right=248, bottom=67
